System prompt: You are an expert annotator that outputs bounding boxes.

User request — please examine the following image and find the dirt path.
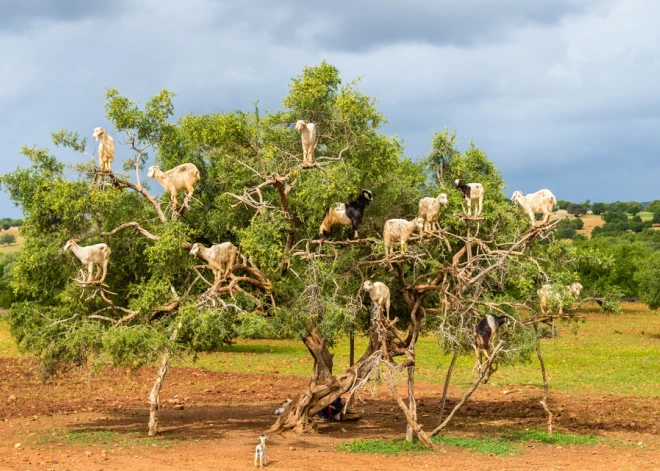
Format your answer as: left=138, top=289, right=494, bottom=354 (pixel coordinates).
left=1, top=359, right=659, bottom=470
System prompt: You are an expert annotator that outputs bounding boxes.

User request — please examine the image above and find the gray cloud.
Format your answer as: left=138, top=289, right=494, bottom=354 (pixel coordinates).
left=221, top=0, right=591, bottom=51
left=1, top=0, right=659, bottom=217
left=0, top=0, right=120, bottom=31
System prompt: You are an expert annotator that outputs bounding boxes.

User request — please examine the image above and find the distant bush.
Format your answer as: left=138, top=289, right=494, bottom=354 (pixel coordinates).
left=591, top=202, right=608, bottom=215
left=0, top=234, right=16, bottom=246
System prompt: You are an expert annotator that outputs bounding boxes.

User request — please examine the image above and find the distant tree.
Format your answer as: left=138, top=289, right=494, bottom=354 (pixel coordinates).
left=626, top=201, right=644, bottom=216
left=556, top=219, right=577, bottom=239
left=634, top=252, right=660, bottom=309
left=608, top=201, right=628, bottom=213
left=567, top=203, right=588, bottom=216
left=603, top=211, right=628, bottom=224
left=557, top=200, right=571, bottom=210
left=573, top=217, right=584, bottom=230
left=647, top=200, right=660, bottom=214
left=0, top=234, right=16, bottom=246
left=591, top=202, right=608, bottom=215
left=1, top=223, right=9, bottom=230
left=653, top=212, right=660, bottom=224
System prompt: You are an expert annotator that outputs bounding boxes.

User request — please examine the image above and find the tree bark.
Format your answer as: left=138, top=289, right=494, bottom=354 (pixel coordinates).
left=438, top=349, right=458, bottom=424
left=147, top=324, right=179, bottom=436
left=405, top=363, right=417, bottom=442
left=148, top=350, right=170, bottom=436
left=271, top=326, right=381, bottom=433
left=535, top=326, right=553, bottom=437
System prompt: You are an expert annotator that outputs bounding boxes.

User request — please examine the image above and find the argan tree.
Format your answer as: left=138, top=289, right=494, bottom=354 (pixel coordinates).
left=1, top=62, right=594, bottom=441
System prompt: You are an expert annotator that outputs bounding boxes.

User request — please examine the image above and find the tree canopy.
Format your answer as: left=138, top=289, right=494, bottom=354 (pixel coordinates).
left=1, top=62, right=622, bottom=441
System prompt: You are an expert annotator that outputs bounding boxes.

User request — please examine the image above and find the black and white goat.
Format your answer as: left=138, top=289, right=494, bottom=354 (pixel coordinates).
left=319, top=189, right=373, bottom=239
left=474, top=314, right=509, bottom=369
left=454, top=179, right=484, bottom=217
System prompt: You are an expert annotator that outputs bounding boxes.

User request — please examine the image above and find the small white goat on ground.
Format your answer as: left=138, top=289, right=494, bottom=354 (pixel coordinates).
left=383, top=217, right=424, bottom=256
left=93, top=127, right=114, bottom=172
left=147, top=163, right=200, bottom=213
left=418, top=192, right=448, bottom=233
left=254, top=435, right=267, bottom=468
left=63, top=239, right=111, bottom=283
left=363, top=280, right=391, bottom=319
left=190, top=242, right=238, bottom=288
left=511, top=189, right=557, bottom=226
left=454, top=179, right=484, bottom=216
left=538, top=282, right=583, bottom=317
left=295, top=120, right=317, bottom=167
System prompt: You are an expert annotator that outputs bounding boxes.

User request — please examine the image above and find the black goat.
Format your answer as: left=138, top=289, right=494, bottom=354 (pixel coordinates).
left=319, top=189, right=373, bottom=239
left=474, top=314, right=509, bottom=367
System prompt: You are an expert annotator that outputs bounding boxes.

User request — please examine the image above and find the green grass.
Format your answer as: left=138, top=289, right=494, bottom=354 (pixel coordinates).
left=2, top=304, right=659, bottom=396
left=34, top=429, right=179, bottom=448
left=337, top=431, right=600, bottom=456
left=188, top=305, right=660, bottom=397
left=502, top=430, right=602, bottom=446
left=637, top=212, right=654, bottom=222
left=0, top=314, right=20, bottom=358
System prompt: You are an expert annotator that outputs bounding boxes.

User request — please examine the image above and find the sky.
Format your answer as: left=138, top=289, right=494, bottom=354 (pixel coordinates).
left=1, top=0, right=659, bottom=217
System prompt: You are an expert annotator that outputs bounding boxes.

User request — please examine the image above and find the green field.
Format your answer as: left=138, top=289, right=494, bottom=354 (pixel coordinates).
left=0, top=227, right=23, bottom=254
left=2, top=304, right=659, bottom=397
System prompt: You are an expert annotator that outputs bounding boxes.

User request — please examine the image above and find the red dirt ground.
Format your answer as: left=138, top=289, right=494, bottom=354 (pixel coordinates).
left=1, top=359, right=659, bottom=470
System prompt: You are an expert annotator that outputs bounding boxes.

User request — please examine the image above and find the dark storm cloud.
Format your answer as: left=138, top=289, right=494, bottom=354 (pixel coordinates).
left=1, top=0, right=659, bottom=216
left=222, top=0, right=589, bottom=51
left=0, top=0, right=120, bottom=31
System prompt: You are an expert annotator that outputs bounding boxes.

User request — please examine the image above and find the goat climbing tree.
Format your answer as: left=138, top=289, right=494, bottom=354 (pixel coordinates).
left=1, top=62, right=600, bottom=440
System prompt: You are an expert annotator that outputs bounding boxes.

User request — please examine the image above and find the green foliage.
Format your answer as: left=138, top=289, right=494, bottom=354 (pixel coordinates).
left=555, top=217, right=583, bottom=240
left=591, top=202, right=608, bottom=215
left=634, top=252, right=660, bottom=309
left=0, top=234, right=15, bottom=245
left=501, top=430, right=602, bottom=446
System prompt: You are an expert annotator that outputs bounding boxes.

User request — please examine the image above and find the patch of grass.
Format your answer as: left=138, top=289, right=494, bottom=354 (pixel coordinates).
left=433, top=435, right=520, bottom=455
left=338, top=436, right=520, bottom=456
left=0, top=314, right=20, bottom=358
left=338, top=432, right=602, bottom=456
left=502, top=430, right=602, bottom=446
left=337, top=438, right=428, bottom=455
left=34, top=429, right=179, bottom=448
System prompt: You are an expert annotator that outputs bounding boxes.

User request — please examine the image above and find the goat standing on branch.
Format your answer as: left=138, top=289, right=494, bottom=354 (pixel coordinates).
left=418, top=192, right=448, bottom=233
left=63, top=239, right=111, bottom=283
left=474, top=314, right=509, bottom=369
left=383, top=217, right=424, bottom=255
left=363, top=280, right=391, bottom=319
left=147, top=163, right=200, bottom=214
left=454, top=179, right=484, bottom=216
left=319, top=189, right=373, bottom=239
left=190, top=242, right=238, bottom=289
left=511, top=189, right=557, bottom=226
left=538, top=282, right=583, bottom=317
left=295, top=120, right=317, bottom=167
left=93, top=127, right=115, bottom=173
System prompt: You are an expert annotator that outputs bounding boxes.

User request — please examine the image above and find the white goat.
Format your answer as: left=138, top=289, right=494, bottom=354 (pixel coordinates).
left=383, top=217, right=424, bottom=256
left=363, top=280, right=391, bottom=319
left=63, top=239, right=111, bottom=283
left=538, top=282, right=583, bottom=317
left=93, top=127, right=114, bottom=172
left=418, top=192, right=448, bottom=233
left=190, top=242, right=238, bottom=288
left=147, top=163, right=200, bottom=213
left=254, top=435, right=267, bottom=468
left=274, top=398, right=292, bottom=415
left=511, top=189, right=557, bottom=226
left=295, top=120, right=317, bottom=167
left=454, top=179, right=484, bottom=216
